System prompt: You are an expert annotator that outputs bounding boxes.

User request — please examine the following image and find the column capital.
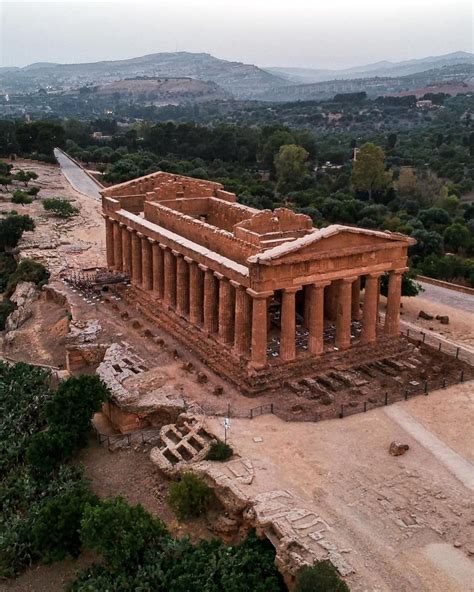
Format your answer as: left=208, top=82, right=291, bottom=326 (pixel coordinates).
left=159, top=243, right=168, bottom=251
left=367, top=271, right=385, bottom=279
left=171, top=250, right=181, bottom=258
left=310, top=280, right=331, bottom=288
left=198, top=263, right=209, bottom=272
left=184, top=256, right=195, bottom=264
left=391, top=267, right=408, bottom=275
left=282, top=285, right=302, bottom=294
left=136, top=232, right=144, bottom=239
left=246, top=288, right=274, bottom=299
left=214, top=272, right=227, bottom=281
left=119, top=222, right=126, bottom=228
left=339, top=276, right=358, bottom=284
left=147, top=237, right=155, bottom=244
left=126, top=226, right=134, bottom=232
left=230, top=280, right=245, bottom=290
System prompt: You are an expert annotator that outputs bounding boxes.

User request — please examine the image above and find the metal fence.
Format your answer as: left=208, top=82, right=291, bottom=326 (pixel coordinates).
left=401, top=326, right=473, bottom=366
left=93, top=425, right=160, bottom=448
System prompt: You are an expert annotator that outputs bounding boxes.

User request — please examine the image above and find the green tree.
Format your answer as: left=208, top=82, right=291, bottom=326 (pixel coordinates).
left=31, top=484, right=99, bottom=563
left=80, top=497, right=168, bottom=572
left=274, top=144, right=309, bottom=193
left=11, top=190, right=33, bottom=205
left=352, top=143, right=391, bottom=200
left=443, top=223, right=471, bottom=253
left=295, top=560, right=349, bottom=592
left=14, top=170, right=38, bottom=187
left=0, top=213, right=35, bottom=251
left=168, top=472, right=211, bottom=520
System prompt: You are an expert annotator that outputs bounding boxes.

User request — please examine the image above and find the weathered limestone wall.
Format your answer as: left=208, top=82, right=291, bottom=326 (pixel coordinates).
left=144, top=201, right=257, bottom=263
left=65, top=343, right=107, bottom=372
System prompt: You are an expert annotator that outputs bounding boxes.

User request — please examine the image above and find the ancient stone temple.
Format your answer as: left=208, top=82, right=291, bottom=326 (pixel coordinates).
left=101, top=172, right=415, bottom=388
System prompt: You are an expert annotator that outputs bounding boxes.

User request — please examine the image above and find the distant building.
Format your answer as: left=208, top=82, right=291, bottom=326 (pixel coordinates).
left=416, top=100, right=433, bottom=109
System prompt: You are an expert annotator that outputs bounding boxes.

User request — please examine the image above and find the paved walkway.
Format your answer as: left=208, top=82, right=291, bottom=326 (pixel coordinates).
left=417, top=281, right=474, bottom=314
left=54, top=148, right=103, bottom=200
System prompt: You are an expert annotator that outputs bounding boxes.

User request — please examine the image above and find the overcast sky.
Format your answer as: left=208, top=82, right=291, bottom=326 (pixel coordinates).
left=0, top=0, right=472, bottom=69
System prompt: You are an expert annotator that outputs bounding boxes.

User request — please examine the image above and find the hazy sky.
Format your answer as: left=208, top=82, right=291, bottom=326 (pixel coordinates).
left=1, top=0, right=472, bottom=69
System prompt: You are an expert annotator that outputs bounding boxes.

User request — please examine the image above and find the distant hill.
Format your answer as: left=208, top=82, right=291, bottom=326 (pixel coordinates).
left=266, top=51, right=474, bottom=84
left=0, top=52, right=286, bottom=99
left=89, top=77, right=228, bottom=104
left=258, top=63, right=474, bottom=102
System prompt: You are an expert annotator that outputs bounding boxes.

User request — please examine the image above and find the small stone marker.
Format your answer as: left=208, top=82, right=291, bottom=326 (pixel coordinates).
left=253, top=436, right=263, bottom=443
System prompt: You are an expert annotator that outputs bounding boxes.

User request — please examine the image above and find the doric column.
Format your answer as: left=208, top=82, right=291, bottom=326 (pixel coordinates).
left=385, top=270, right=403, bottom=336
left=303, top=285, right=311, bottom=328
left=248, top=290, right=272, bottom=368
left=105, top=217, right=115, bottom=268
left=122, top=225, right=132, bottom=275
left=280, top=287, right=300, bottom=362
left=308, top=282, right=329, bottom=355
left=361, top=273, right=382, bottom=343
left=335, top=277, right=354, bottom=350
left=325, top=282, right=338, bottom=322
left=232, top=282, right=251, bottom=357
left=217, top=273, right=234, bottom=344
left=131, top=231, right=142, bottom=285
left=187, top=259, right=203, bottom=326
left=162, top=247, right=176, bottom=307
left=141, top=236, right=153, bottom=290
left=202, top=266, right=219, bottom=333
left=176, top=254, right=189, bottom=317
left=351, top=277, right=361, bottom=320
left=113, top=221, right=122, bottom=271
left=152, top=242, right=164, bottom=297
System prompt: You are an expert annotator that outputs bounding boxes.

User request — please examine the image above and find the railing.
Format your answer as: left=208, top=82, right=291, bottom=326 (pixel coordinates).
left=92, top=425, right=160, bottom=448
left=401, top=326, right=473, bottom=366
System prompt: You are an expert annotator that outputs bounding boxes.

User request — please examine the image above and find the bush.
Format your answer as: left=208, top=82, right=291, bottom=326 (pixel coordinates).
left=0, top=213, right=35, bottom=251
left=27, top=186, right=40, bottom=197
left=80, top=497, right=168, bottom=572
left=26, top=429, right=75, bottom=475
left=5, top=258, right=49, bottom=296
left=168, top=472, right=211, bottom=520
left=14, top=170, right=38, bottom=187
left=0, top=252, right=16, bottom=292
left=11, top=190, right=33, bottom=205
left=43, top=197, right=79, bottom=218
left=0, top=298, right=15, bottom=329
left=44, top=375, right=109, bottom=447
left=295, top=560, right=350, bottom=592
left=206, top=440, right=233, bottom=461
left=31, top=483, right=99, bottom=563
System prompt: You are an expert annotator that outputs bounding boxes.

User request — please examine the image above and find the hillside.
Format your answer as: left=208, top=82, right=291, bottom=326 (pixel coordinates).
left=266, top=51, right=474, bottom=84
left=258, top=63, right=474, bottom=102
left=0, top=52, right=286, bottom=99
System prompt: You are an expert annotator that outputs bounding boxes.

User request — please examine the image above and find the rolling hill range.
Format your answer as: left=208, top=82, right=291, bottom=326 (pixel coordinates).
left=266, top=51, right=473, bottom=84
left=0, top=52, right=286, bottom=99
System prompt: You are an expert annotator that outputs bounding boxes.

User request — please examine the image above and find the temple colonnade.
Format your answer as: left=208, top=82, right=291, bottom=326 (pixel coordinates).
left=106, top=218, right=403, bottom=368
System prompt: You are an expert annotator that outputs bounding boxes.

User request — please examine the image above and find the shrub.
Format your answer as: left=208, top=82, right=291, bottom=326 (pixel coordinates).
left=31, top=483, right=99, bottom=563
left=27, top=186, right=40, bottom=197
left=295, top=560, right=350, bottom=592
left=43, top=197, right=79, bottom=218
left=26, top=429, right=75, bottom=475
left=44, top=375, right=110, bottom=447
left=0, top=252, right=16, bottom=292
left=0, top=213, right=35, bottom=251
left=11, top=190, right=33, bottom=205
left=0, top=298, right=15, bottom=330
left=80, top=497, right=168, bottom=572
left=5, top=258, right=49, bottom=297
left=168, top=472, right=211, bottom=520
left=206, top=440, right=233, bottom=461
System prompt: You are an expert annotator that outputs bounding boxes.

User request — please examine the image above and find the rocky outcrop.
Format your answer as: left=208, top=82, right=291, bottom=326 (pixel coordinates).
left=5, top=282, right=38, bottom=331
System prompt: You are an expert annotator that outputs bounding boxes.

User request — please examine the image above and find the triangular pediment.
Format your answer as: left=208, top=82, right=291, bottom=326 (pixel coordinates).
left=247, top=225, right=415, bottom=264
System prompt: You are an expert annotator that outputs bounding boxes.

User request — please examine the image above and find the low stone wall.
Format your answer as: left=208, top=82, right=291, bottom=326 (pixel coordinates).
left=65, top=343, right=107, bottom=373
left=417, top=275, right=474, bottom=296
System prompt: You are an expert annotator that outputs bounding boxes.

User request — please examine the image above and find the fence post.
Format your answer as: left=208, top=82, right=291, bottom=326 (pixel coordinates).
left=385, top=392, right=388, bottom=405
left=438, top=342, right=441, bottom=352
left=422, top=332, right=426, bottom=343
left=424, top=380, right=428, bottom=395
left=460, top=370, right=464, bottom=383
left=456, top=347, right=460, bottom=359
left=404, top=388, right=408, bottom=400
left=442, top=378, right=447, bottom=388
left=407, top=328, right=410, bottom=338
left=339, top=404, right=344, bottom=419
left=364, top=401, right=367, bottom=412
left=271, top=403, right=274, bottom=414
left=250, top=408, right=253, bottom=419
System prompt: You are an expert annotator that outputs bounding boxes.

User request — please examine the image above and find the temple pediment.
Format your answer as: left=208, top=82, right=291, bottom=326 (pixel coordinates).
left=248, top=225, right=415, bottom=264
